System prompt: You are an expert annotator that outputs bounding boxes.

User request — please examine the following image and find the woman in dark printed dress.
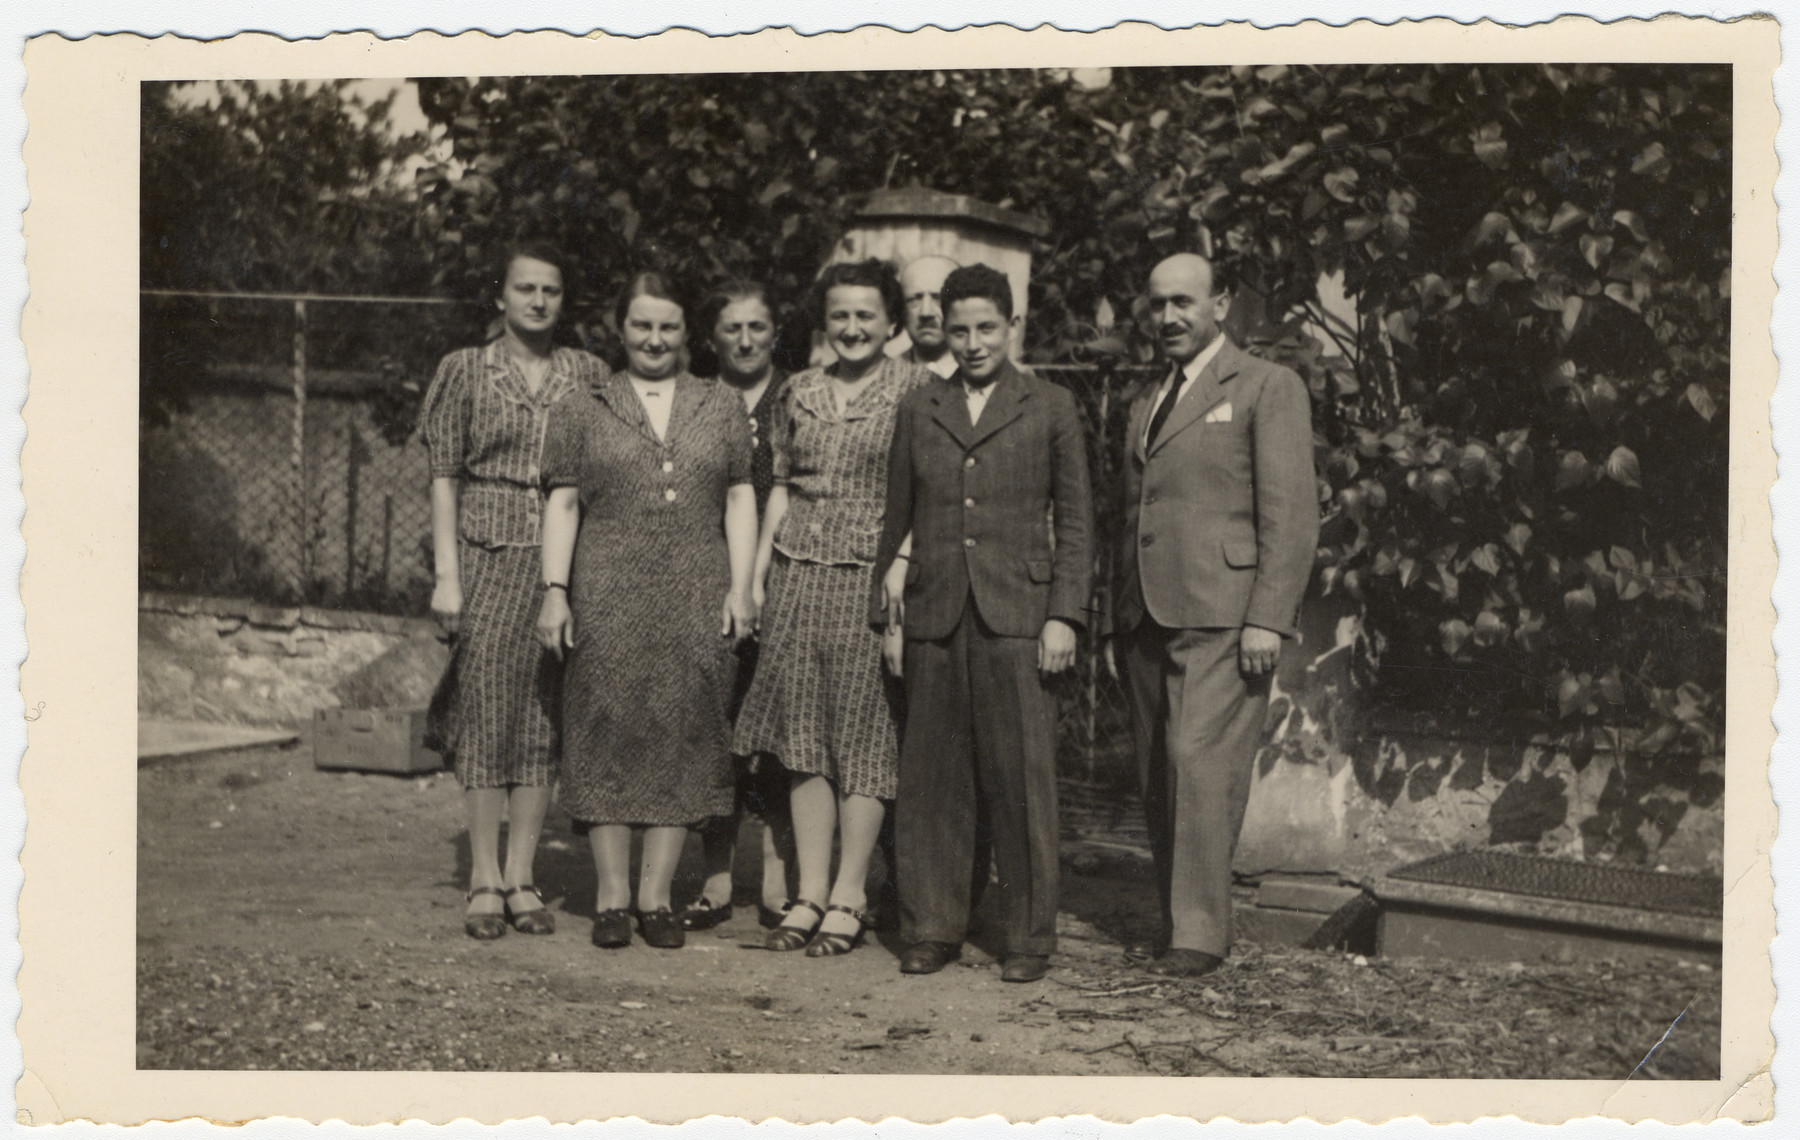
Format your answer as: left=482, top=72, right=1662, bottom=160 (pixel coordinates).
left=734, top=259, right=931, bottom=956
left=536, top=272, right=759, bottom=952
left=421, top=242, right=610, bottom=940
left=680, top=279, right=797, bottom=933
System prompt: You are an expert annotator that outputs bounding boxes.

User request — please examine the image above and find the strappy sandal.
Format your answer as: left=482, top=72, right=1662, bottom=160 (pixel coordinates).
left=504, top=885, right=555, bottom=935
left=804, top=903, right=868, bottom=958
left=763, top=898, right=825, bottom=951
left=464, top=886, right=507, bottom=941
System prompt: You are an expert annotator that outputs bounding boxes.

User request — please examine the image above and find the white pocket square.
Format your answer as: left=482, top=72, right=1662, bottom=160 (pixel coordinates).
left=1204, top=402, right=1233, bottom=423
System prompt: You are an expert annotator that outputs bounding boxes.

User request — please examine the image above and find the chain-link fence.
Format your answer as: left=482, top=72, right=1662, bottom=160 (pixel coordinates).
left=140, top=290, right=497, bottom=612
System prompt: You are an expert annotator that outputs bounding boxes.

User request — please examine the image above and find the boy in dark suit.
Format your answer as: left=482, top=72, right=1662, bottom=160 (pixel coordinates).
left=872, top=264, right=1093, bottom=983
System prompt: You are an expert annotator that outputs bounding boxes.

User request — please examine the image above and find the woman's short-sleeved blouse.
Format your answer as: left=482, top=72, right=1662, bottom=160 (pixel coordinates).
left=420, top=341, right=611, bottom=548
left=767, top=356, right=932, bottom=567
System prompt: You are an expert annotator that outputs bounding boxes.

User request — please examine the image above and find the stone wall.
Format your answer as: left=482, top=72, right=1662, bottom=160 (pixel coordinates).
left=1233, top=596, right=1726, bottom=881
left=138, top=592, right=439, bottom=728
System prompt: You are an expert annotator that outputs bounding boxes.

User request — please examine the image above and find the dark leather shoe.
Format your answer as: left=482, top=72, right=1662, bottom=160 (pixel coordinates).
left=1001, top=955, right=1049, bottom=983
left=591, top=908, right=632, bottom=949
left=899, top=941, right=961, bottom=975
left=678, top=897, right=732, bottom=931
left=637, top=906, right=687, bottom=949
left=1143, top=948, right=1223, bottom=978
left=1124, top=934, right=1169, bottom=962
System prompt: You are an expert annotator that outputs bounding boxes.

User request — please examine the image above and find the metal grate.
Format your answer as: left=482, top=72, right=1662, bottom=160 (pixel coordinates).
left=1387, top=851, right=1722, bottom=919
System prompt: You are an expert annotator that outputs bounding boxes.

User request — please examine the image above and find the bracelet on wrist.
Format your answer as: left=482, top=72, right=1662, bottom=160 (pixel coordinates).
left=543, top=582, right=568, bottom=593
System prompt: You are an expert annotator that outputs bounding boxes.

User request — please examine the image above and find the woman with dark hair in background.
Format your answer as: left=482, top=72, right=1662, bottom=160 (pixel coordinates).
left=422, top=240, right=609, bottom=940
left=679, top=279, right=797, bottom=932
left=734, top=258, right=929, bottom=957
left=535, top=271, right=759, bottom=951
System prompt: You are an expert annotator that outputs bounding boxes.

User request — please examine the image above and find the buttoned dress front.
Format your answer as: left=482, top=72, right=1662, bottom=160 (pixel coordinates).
left=542, top=371, right=753, bottom=827
left=732, top=357, right=932, bottom=800
left=419, top=341, right=610, bottom=790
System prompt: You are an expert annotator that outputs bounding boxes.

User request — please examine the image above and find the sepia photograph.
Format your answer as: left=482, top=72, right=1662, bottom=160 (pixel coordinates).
left=135, top=59, right=1731, bottom=1079
left=15, top=17, right=1779, bottom=1127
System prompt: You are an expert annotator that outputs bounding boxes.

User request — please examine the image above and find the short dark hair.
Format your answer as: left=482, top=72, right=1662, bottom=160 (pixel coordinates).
left=810, top=258, right=904, bottom=331
left=494, top=240, right=571, bottom=300
left=940, top=263, right=1014, bottom=322
left=696, top=279, right=775, bottom=340
left=615, top=270, right=687, bottom=328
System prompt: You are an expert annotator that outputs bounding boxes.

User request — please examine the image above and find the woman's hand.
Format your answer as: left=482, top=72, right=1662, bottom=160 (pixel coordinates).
left=536, top=589, right=576, bottom=659
left=882, top=624, right=905, bottom=678
left=881, top=558, right=909, bottom=627
left=722, top=588, right=758, bottom=642
left=430, top=579, right=463, bottom=638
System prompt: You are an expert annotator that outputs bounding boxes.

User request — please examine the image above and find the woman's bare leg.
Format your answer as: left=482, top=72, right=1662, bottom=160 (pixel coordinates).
left=819, top=791, right=884, bottom=938
left=502, top=785, right=554, bottom=910
left=588, top=824, right=632, bottom=913
left=638, top=826, right=689, bottom=913
left=465, top=788, right=507, bottom=917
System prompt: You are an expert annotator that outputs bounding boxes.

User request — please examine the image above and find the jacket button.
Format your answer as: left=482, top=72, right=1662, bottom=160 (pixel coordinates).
left=963, top=498, right=976, bottom=509
left=1141, top=534, right=1155, bottom=547
left=964, top=457, right=977, bottom=468
left=664, top=488, right=677, bottom=502
left=964, top=537, right=977, bottom=548
left=662, top=461, right=674, bottom=473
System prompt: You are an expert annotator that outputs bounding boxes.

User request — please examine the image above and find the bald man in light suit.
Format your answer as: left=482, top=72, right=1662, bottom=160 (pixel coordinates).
left=1101, top=253, right=1318, bottom=979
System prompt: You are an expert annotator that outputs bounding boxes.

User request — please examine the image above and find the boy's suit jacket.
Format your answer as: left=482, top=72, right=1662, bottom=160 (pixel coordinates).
left=1107, top=338, right=1317, bottom=638
left=872, top=361, right=1093, bottom=642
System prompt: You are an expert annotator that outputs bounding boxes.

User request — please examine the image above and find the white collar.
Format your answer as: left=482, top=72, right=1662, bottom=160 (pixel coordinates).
left=1178, top=333, right=1227, bottom=387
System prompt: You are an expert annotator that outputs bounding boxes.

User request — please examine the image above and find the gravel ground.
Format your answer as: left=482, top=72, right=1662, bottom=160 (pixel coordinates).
left=138, top=745, right=1719, bottom=1078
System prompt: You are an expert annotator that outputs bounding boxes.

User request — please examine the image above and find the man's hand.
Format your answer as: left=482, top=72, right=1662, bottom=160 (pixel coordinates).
left=1238, top=625, right=1283, bottom=677
left=1037, top=619, right=1078, bottom=675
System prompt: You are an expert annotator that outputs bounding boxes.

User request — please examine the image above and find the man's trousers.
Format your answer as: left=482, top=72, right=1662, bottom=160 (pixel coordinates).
left=895, top=600, right=1060, bottom=956
left=1120, top=622, right=1271, bottom=957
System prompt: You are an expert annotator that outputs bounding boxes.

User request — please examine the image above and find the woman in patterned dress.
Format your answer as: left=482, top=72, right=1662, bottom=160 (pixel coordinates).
left=536, top=272, right=759, bottom=952
left=421, top=242, right=609, bottom=940
left=679, top=279, right=797, bottom=933
left=734, top=259, right=931, bottom=956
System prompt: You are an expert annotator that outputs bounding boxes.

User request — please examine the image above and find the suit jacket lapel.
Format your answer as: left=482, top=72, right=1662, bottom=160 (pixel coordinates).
left=928, top=382, right=978, bottom=450
left=1147, top=341, right=1243, bottom=458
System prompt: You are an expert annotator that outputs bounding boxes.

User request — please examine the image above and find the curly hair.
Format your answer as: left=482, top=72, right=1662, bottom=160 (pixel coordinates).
left=940, top=263, right=1015, bottom=322
left=809, top=258, right=904, bottom=331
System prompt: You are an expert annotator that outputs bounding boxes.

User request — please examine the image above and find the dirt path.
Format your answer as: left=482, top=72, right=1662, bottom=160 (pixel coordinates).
left=138, top=745, right=1719, bottom=1078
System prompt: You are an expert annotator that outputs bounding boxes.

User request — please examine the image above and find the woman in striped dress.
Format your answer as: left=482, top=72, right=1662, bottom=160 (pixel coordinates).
left=734, top=259, right=931, bottom=956
left=421, top=242, right=608, bottom=940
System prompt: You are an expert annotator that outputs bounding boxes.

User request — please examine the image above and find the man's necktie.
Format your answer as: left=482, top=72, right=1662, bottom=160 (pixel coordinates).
left=1145, top=367, right=1182, bottom=450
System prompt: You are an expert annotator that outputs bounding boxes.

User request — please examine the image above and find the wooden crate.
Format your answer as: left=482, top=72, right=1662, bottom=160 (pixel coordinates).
left=313, top=707, right=442, bottom=775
